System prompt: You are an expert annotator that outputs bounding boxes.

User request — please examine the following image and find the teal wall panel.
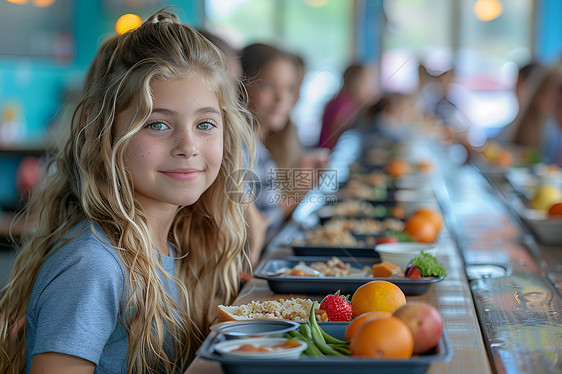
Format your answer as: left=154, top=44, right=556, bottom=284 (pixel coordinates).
left=535, top=0, right=562, bottom=63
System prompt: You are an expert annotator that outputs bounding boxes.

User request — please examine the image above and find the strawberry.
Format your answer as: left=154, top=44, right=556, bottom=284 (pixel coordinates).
left=319, top=292, right=353, bottom=322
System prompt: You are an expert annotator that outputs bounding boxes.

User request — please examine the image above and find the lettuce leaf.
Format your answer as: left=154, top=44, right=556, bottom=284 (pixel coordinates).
left=410, top=252, right=447, bottom=277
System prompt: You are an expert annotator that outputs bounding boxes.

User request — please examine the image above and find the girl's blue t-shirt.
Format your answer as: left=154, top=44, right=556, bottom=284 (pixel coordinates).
left=25, top=221, right=180, bottom=373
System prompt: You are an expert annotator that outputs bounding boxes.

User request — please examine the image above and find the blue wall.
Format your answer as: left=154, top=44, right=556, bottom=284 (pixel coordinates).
left=0, top=1, right=201, bottom=211
left=535, top=0, right=562, bottom=63
left=0, top=1, right=201, bottom=142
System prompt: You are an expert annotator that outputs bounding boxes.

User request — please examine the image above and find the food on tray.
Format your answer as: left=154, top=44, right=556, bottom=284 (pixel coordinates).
left=349, top=171, right=389, bottom=187
left=415, top=160, right=433, bottom=173
left=338, top=179, right=389, bottom=201
left=285, top=297, right=446, bottom=359
left=280, top=257, right=371, bottom=277
left=287, top=303, right=351, bottom=356
left=548, top=202, right=562, bottom=217
left=393, top=302, right=444, bottom=354
left=371, top=261, right=403, bottom=277
left=410, top=207, right=442, bottom=231
left=213, top=337, right=308, bottom=359
left=375, top=235, right=399, bottom=244
left=480, top=141, right=514, bottom=169
left=403, top=207, right=442, bottom=243
left=231, top=339, right=302, bottom=353
left=300, top=227, right=359, bottom=246
left=534, top=162, right=560, bottom=177
left=409, top=252, right=447, bottom=277
left=351, top=280, right=406, bottom=315
left=350, top=316, right=414, bottom=358
left=320, top=200, right=405, bottom=219
left=385, top=158, right=411, bottom=178
left=319, top=292, right=353, bottom=322
left=531, top=184, right=561, bottom=211
left=365, top=148, right=391, bottom=166
left=404, top=264, right=422, bottom=278
left=323, top=217, right=404, bottom=235
left=344, top=311, right=392, bottom=340
left=327, top=200, right=376, bottom=217
left=293, top=227, right=376, bottom=247
left=217, top=298, right=315, bottom=323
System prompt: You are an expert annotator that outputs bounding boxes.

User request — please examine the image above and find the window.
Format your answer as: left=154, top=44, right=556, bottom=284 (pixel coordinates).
left=381, top=0, right=534, bottom=138
left=204, top=0, right=355, bottom=146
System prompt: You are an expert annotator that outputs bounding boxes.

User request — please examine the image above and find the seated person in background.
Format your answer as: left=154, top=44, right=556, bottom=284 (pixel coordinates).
left=318, top=63, right=376, bottom=150
left=363, top=92, right=417, bottom=142
left=264, top=52, right=329, bottom=171
left=197, top=28, right=242, bottom=83
left=481, top=61, right=561, bottom=168
left=241, top=43, right=326, bottom=240
left=541, top=61, right=562, bottom=166
left=493, top=61, right=546, bottom=145
left=198, top=29, right=268, bottom=269
left=508, top=63, right=560, bottom=152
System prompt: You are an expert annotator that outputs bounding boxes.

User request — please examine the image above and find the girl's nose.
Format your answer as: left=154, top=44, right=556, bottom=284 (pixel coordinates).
left=173, top=130, right=199, bottom=158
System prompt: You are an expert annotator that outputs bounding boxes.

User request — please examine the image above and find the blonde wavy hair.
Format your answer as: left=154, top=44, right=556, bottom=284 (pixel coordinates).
left=0, top=8, right=255, bottom=373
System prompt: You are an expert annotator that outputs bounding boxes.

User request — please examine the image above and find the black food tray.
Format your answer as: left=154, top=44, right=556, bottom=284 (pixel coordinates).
left=291, top=244, right=379, bottom=258
left=316, top=204, right=402, bottom=224
left=336, top=188, right=398, bottom=203
left=197, top=322, right=453, bottom=374
left=255, top=257, right=444, bottom=296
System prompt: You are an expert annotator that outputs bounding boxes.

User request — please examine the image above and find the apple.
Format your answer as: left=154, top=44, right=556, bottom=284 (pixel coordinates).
left=404, top=264, right=421, bottom=278
left=376, top=236, right=399, bottom=245
left=392, top=302, right=443, bottom=354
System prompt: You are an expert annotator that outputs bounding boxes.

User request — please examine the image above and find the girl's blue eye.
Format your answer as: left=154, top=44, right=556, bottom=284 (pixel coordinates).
left=197, top=120, right=216, bottom=131
left=147, top=121, right=169, bottom=131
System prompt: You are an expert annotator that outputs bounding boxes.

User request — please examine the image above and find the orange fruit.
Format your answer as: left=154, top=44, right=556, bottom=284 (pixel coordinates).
left=345, top=311, right=392, bottom=340
left=351, top=280, right=407, bottom=316
left=391, top=205, right=406, bottom=219
left=404, top=215, right=438, bottom=243
left=496, top=149, right=513, bottom=169
left=385, top=159, right=411, bottom=178
left=350, top=316, right=414, bottom=358
left=411, top=207, right=443, bottom=232
left=415, top=160, right=433, bottom=173
left=548, top=202, right=562, bottom=217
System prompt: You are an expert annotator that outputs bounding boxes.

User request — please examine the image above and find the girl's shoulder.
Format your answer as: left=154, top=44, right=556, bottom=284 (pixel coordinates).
left=37, top=221, right=127, bottom=287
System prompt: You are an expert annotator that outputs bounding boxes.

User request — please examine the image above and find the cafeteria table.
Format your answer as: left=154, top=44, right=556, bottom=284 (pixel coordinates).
left=185, top=131, right=562, bottom=374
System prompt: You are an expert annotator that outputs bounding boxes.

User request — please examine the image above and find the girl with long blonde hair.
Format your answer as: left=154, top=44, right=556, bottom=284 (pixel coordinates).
left=0, top=8, right=255, bottom=374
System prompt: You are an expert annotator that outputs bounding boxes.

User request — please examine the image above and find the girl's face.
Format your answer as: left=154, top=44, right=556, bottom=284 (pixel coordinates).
left=117, top=75, right=223, bottom=213
left=246, top=58, right=299, bottom=134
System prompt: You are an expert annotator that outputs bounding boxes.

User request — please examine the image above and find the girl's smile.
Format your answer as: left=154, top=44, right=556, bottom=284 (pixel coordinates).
left=159, top=168, right=202, bottom=181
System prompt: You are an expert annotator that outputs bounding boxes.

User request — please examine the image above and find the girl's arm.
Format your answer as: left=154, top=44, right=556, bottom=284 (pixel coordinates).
left=245, top=202, right=270, bottom=267
left=30, top=352, right=95, bottom=374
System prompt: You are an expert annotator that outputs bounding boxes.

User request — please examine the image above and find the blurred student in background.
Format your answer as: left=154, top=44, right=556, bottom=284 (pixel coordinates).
left=509, top=63, right=560, bottom=152
left=318, top=63, right=375, bottom=149
left=264, top=52, right=328, bottom=171
left=242, top=43, right=328, bottom=240
left=493, top=61, right=546, bottom=146
left=541, top=61, right=562, bottom=166
left=197, top=29, right=268, bottom=268
left=197, top=29, right=242, bottom=83
left=241, top=43, right=299, bottom=235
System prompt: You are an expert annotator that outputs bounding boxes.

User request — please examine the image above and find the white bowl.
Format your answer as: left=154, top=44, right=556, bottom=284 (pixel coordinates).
left=375, top=242, right=438, bottom=271
left=214, top=337, right=307, bottom=360
left=210, top=321, right=300, bottom=339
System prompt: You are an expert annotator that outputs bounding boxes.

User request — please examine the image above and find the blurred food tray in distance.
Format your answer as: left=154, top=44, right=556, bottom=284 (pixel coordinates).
left=255, top=257, right=444, bottom=296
